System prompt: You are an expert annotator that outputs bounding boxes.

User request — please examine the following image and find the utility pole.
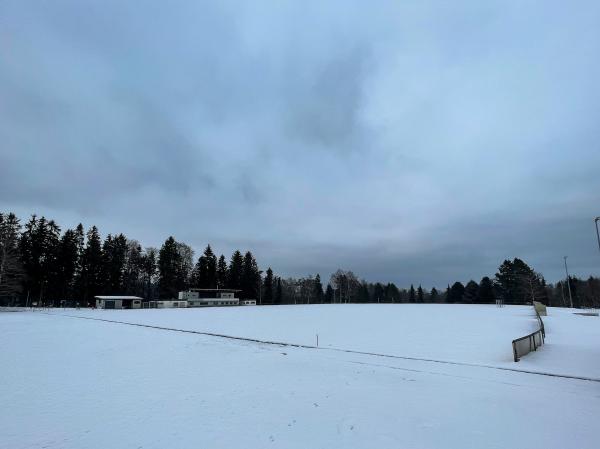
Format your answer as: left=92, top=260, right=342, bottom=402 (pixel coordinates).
left=564, top=256, right=574, bottom=308
left=258, top=278, right=262, bottom=305
left=0, top=242, right=4, bottom=288
left=595, top=217, right=600, bottom=252
left=346, top=276, right=350, bottom=304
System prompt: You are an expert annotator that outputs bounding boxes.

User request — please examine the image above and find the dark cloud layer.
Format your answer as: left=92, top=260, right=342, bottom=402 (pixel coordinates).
left=2, top=0, right=600, bottom=287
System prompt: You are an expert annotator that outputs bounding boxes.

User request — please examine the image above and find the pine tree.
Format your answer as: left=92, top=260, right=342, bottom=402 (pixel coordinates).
left=56, top=229, right=80, bottom=302
left=101, top=233, right=128, bottom=295
left=228, top=250, right=244, bottom=290
left=241, top=251, right=260, bottom=300
left=275, top=277, right=283, bottom=304
left=193, top=245, right=218, bottom=289
left=122, top=240, right=143, bottom=296
left=100, top=234, right=113, bottom=291
left=216, top=255, right=228, bottom=288
left=73, top=224, right=85, bottom=299
left=81, top=226, right=103, bottom=306
left=190, top=256, right=202, bottom=287
left=409, top=284, right=416, bottom=303
left=495, top=258, right=544, bottom=305
left=383, top=283, right=391, bottom=302
left=430, top=287, right=439, bottom=303
left=313, top=274, right=324, bottom=303
left=43, top=219, right=61, bottom=304
left=448, top=282, right=465, bottom=303
left=263, top=267, right=274, bottom=304
left=141, top=247, right=157, bottom=300
left=0, top=213, right=23, bottom=304
left=386, top=283, right=400, bottom=303
left=463, top=280, right=479, bottom=304
left=18, top=215, right=39, bottom=302
left=417, top=285, right=424, bottom=303
left=158, top=236, right=182, bottom=299
left=357, top=282, right=370, bottom=303
left=204, top=245, right=217, bottom=288
left=324, top=283, right=334, bottom=304
left=373, top=283, right=384, bottom=303
left=19, top=216, right=62, bottom=305
left=477, top=277, right=495, bottom=304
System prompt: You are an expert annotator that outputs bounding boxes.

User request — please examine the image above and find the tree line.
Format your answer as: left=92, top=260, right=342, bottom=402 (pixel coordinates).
left=279, top=260, right=598, bottom=308
left=0, top=212, right=263, bottom=306
left=1, top=212, right=598, bottom=308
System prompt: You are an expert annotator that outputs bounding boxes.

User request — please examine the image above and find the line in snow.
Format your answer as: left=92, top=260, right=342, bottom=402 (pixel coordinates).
left=42, top=311, right=600, bottom=384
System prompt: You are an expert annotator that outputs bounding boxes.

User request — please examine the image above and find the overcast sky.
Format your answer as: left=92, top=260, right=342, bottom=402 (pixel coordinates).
left=2, top=1, right=600, bottom=287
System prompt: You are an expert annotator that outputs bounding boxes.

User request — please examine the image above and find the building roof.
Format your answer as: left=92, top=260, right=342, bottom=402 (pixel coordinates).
left=189, top=297, right=239, bottom=302
left=94, top=296, right=143, bottom=300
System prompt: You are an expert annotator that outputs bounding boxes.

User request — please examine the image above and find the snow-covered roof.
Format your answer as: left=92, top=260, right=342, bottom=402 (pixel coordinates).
left=94, top=296, right=143, bottom=300
left=190, top=297, right=239, bottom=302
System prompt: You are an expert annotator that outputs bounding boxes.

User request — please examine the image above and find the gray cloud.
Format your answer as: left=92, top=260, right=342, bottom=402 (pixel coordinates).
left=2, top=0, right=600, bottom=287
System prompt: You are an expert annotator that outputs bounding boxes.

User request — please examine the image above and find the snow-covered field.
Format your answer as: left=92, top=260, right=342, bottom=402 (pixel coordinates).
left=1, top=304, right=599, bottom=449
left=45, top=304, right=539, bottom=362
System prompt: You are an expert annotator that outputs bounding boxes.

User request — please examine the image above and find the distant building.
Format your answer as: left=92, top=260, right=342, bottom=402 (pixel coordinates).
left=178, top=288, right=241, bottom=307
left=95, top=296, right=143, bottom=309
left=240, top=299, right=257, bottom=306
left=143, top=300, right=187, bottom=309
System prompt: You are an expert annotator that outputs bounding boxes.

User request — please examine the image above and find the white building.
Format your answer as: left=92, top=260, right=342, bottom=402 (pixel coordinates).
left=240, top=299, right=257, bottom=306
left=144, top=300, right=187, bottom=309
left=95, top=296, right=143, bottom=309
left=178, top=289, right=241, bottom=307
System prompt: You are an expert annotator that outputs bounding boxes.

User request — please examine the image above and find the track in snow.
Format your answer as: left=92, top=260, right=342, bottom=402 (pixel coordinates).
left=44, top=311, right=600, bottom=383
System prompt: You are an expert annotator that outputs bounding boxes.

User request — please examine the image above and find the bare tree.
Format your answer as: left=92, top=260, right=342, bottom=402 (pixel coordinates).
left=299, top=276, right=315, bottom=304
left=329, top=269, right=360, bottom=303
left=175, top=242, right=194, bottom=288
left=279, top=278, right=301, bottom=304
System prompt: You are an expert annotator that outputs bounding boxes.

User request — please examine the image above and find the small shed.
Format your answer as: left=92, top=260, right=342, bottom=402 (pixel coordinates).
left=95, top=296, right=143, bottom=309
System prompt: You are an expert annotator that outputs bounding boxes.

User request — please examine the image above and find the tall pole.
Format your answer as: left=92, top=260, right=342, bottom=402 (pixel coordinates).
left=257, top=270, right=263, bottom=305
left=563, top=256, right=573, bottom=308
left=346, top=276, right=350, bottom=304
left=595, top=217, right=600, bottom=252
left=0, top=242, right=4, bottom=288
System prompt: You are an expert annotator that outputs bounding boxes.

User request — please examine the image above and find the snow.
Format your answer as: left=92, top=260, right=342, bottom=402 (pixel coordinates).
left=516, top=307, right=600, bottom=379
left=50, top=304, right=540, bottom=364
left=1, top=305, right=599, bottom=449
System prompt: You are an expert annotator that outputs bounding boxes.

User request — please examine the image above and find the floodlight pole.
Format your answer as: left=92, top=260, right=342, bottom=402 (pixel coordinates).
left=0, top=242, right=4, bottom=287
left=258, top=271, right=263, bottom=305
left=563, top=256, right=574, bottom=308
left=594, top=217, right=600, bottom=253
